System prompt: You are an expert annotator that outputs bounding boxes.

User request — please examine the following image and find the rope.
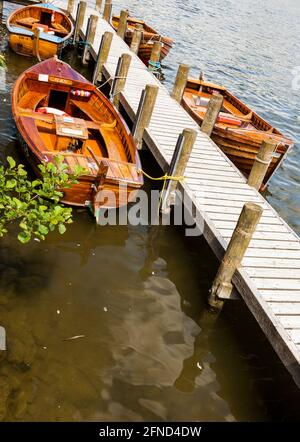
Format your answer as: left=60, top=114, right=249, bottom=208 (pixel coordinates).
left=138, top=169, right=184, bottom=182
left=148, top=60, right=161, bottom=71
left=254, top=156, right=271, bottom=165
left=137, top=169, right=185, bottom=215
left=97, top=76, right=127, bottom=90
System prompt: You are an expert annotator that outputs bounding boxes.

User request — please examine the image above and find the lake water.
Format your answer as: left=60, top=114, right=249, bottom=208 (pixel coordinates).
left=0, top=0, right=300, bottom=421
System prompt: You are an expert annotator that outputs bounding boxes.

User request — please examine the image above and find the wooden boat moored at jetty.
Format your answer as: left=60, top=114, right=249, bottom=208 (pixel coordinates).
left=182, top=77, right=294, bottom=188
left=12, top=57, right=143, bottom=220
left=7, top=4, right=74, bottom=59
left=111, top=15, right=173, bottom=63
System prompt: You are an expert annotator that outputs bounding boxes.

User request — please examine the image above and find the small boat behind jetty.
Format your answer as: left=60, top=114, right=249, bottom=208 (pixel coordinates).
left=7, top=4, right=74, bottom=59
left=111, top=15, right=173, bottom=63
left=12, top=57, right=143, bottom=220
left=182, top=77, right=294, bottom=188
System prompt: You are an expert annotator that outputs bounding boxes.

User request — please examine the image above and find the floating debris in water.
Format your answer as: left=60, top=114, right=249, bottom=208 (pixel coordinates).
left=197, top=362, right=203, bottom=370
left=63, top=335, right=85, bottom=341
left=103, top=307, right=108, bottom=312
left=57, top=310, right=60, bottom=315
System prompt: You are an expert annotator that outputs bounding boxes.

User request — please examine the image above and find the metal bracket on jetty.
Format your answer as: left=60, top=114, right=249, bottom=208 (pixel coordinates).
left=5, top=0, right=300, bottom=389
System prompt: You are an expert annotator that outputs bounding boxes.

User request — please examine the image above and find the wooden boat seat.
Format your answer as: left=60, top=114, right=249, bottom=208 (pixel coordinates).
left=41, top=151, right=139, bottom=184
left=15, top=17, right=39, bottom=28
left=51, top=22, right=69, bottom=35
left=98, top=125, right=128, bottom=162
left=18, top=92, right=47, bottom=111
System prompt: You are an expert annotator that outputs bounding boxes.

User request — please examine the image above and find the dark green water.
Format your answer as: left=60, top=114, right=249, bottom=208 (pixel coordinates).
left=0, top=0, right=300, bottom=421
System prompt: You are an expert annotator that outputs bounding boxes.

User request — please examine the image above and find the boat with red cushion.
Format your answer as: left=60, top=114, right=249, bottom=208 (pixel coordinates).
left=12, top=57, right=143, bottom=221
left=182, top=77, right=294, bottom=188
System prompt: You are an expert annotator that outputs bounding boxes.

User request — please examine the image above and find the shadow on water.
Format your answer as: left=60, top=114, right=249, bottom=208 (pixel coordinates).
left=0, top=0, right=300, bottom=422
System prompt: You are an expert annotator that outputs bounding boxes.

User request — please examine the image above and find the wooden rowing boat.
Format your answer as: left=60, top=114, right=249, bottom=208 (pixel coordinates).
left=12, top=57, right=143, bottom=220
left=111, top=15, right=173, bottom=63
left=7, top=4, right=73, bottom=59
left=182, top=77, right=294, bottom=188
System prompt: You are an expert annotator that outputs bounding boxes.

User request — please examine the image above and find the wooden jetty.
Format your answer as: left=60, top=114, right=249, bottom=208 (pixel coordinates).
left=4, top=0, right=300, bottom=388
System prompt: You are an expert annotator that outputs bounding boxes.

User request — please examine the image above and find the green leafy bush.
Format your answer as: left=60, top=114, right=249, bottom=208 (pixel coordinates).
left=0, top=155, right=84, bottom=243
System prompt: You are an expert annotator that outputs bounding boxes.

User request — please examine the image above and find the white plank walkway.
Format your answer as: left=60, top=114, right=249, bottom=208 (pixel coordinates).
left=53, top=1, right=300, bottom=386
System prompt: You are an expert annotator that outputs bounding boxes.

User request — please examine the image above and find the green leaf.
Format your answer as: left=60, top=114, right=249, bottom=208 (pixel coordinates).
left=32, top=180, right=41, bottom=188
left=7, top=156, right=16, bottom=169
left=17, top=165, right=27, bottom=176
left=58, top=223, right=66, bottom=235
left=6, top=179, right=17, bottom=189
left=38, top=225, right=49, bottom=235
left=18, top=231, right=31, bottom=243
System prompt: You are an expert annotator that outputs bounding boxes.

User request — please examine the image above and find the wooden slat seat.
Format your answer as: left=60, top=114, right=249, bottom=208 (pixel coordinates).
left=99, top=126, right=128, bottom=162
left=15, top=17, right=39, bottom=28
left=50, top=22, right=69, bottom=35
left=18, top=92, right=47, bottom=111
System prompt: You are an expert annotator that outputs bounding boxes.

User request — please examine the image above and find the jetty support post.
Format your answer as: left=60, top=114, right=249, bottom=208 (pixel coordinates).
left=117, top=10, right=128, bottom=40
left=160, top=128, right=197, bottom=212
left=130, top=24, right=143, bottom=54
left=82, top=14, right=98, bottom=65
left=200, top=94, right=224, bottom=137
left=132, top=84, right=159, bottom=149
left=32, top=28, right=41, bottom=62
left=95, top=0, right=102, bottom=12
left=247, top=139, right=278, bottom=190
left=171, top=64, right=190, bottom=103
left=103, top=0, right=112, bottom=22
left=148, top=41, right=162, bottom=73
left=67, top=0, right=75, bottom=14
left=209, top=202, right=263, bottom=311
left=92, top=31, right=113, bottom=84
left=110, top=53, right=132, bottom=108
left=73, top=1, right=87, bottom=44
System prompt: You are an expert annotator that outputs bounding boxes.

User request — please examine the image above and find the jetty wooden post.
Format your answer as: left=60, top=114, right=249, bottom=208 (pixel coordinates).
left=133, top=84, right=159, bottom=149
left=103, top=0, right=112, bottom=22
left=73, top=1, right=87, bottom=44
left=209, top=202, right=263, bottom=310
left=247, top=139, right=277, bottom=190
left=117, top=10, right=128, bottom=39
left=160, top=128, right=197, bottom=212
left=171, top=64, right=190, bottom=103
left=201, top=94, right=223, bottom=137
left=32, top=28, right=41, bottom=62
left=130, top=24, right=143, bottom=54
left=67, top=0, right=75, bottom=14
left=82, top=14, right=98, bottom=65
left=111, top=53, right=132, bottom=108
left=92, top=31, right=113, bottom=84
left=149, top=41, right=162, bottom=66
left=95, top=0, right=102, bottom=11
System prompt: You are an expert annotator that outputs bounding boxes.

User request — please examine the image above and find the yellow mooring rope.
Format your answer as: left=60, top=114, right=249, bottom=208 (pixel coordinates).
left=137, top=169, right=185, bottom=215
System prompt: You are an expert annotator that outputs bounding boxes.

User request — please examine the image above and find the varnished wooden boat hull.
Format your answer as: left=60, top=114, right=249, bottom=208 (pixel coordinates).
left=7, top=4, right=73, bottom=60
left=182, top=79, right=293, bottom=187
left=12, top=58, right=143, bottom=214
left=124, top=35, right=173, bottom=63
left=18, top=132, right=138, bottom=209
left=9, top=33, right=65, bottom=59
left=112, top=15, right=173, bottom=63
